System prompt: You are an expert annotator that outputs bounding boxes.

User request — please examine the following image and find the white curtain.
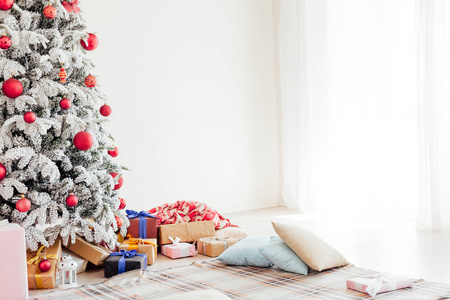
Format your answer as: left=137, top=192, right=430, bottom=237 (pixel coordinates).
left=279, top=0, right=450, bottom=227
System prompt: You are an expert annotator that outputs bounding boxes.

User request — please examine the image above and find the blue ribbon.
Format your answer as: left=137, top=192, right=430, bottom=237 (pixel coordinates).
left=126, top=210, right=157, bottom=239
left=110, top=250, right=147, bottom=274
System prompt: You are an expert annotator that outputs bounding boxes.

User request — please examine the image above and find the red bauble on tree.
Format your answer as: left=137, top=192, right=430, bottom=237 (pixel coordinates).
left=0, top=162, right=6, bottom=181
left=59, top=98, right=71, bottom=110
left=66, top=193, right=78, bottom=207
left=99, top=104, right=111, bottom=117
left=2, top=78, right=23, bottom=98
left=84, top=74, right=96, bottom=88
left=108, top=146, right=119, bottom=158
left=0, top=0, right=13, bottom=11
left=38, top=259, right=51, bottom=272
left=0, top=35, right=11, bottom=50
left=114, top=215, right=123, bottom=228
left=80, top=33, right=98, bottom=51
left=73, top=131, right=93, bottom=151
left=110, top=172, right=123, bottom=190
left=59, top=63, right=67, bottom=83
left=16, top=195, right=31, bottom=213
left=43, top=5, right=56, bottom=19
left=24, top=112, right=36, bottom=124
left=118, top=198, right=126, bottom=210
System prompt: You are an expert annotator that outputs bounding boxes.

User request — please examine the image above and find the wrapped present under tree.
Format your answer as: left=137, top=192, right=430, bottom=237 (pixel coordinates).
left=126, top=210, right=158, bottom=239
left=104, top=250, right=147, bottom=278
left=119, top=237, right=157, bottom=265
left=27, top=240, right=62, bottom=289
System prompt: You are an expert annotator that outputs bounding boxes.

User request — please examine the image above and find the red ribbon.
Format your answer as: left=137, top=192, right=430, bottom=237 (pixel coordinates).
left=62, top=0, right=80, bottom=14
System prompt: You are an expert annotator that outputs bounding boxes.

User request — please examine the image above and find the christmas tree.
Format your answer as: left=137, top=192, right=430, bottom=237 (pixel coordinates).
left=0, top=0, right=129, bottom=251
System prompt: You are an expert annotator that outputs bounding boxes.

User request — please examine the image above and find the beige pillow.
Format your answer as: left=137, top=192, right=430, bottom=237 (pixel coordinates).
left=272, top=221, right=349, bottom=271
left=215, top=227, right=248, bottom=240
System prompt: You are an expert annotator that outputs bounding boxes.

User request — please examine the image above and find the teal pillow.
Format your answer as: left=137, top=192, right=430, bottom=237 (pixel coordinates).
left=258, top=236, right=308, bottom=275
left=217, top=236, right=273, bottom=267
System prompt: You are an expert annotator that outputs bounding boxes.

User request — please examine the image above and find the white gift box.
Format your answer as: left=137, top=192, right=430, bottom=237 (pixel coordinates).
left=61, top=248, right=88, bottom=274
left=347, top=273, right=414, bottom=297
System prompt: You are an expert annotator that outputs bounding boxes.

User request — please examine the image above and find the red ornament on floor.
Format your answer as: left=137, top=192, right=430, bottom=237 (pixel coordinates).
left=119, top=198, right=126, bottom=210
left=80, top=33, right=98, bottom=51
left=0, top=35, right=11, bottom=49
left=59, top=98, right=71, bottom=110
left=38, top=259, right=51, bottom=272
left=16, top=195, right=31, bottom=213
left=66, top=193, right=78, bottom=207
left=99, top=104, right=111, bottom=117
left=0, top=0, right=13, bottom=11
left=114, top=215, right=123, bottom=228
left=43, top=5, right=56, bottom=19
left=0, top=162, right=6, bottom=180
left=73, top=131, right=93, bottom=151
left=108, top=146, right=119, bottom=157
left=2, top=78, right=23, bottom=98
left=24, top=112, right=36, bottom=124
left=110, top=172, right=123, bottom=190
left=84, top=74, right=96, bottom=88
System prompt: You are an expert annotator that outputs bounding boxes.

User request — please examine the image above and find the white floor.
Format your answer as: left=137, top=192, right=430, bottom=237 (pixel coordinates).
left=30, top=206, right=450, bottom=295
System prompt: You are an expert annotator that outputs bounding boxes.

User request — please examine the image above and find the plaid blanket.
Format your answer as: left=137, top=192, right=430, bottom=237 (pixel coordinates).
left=30, top=260, right=450, bottom=299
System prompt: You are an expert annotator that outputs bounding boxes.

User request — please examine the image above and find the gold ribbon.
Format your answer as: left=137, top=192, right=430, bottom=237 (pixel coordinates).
left=27, top=245, right=57, bottom=289
left=123, top=236, right=157, bottom=256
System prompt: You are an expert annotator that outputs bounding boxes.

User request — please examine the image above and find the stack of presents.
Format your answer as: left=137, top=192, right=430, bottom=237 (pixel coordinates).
left=23, top=208, right=246, bottom=290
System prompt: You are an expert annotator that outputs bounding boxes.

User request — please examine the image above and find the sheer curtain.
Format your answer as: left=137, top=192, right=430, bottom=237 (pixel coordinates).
left=279, top=0, right=450, bottom=226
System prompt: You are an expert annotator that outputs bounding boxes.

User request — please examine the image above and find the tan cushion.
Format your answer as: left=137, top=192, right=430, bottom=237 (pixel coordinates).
left=272, top=221, right=349, bottom=271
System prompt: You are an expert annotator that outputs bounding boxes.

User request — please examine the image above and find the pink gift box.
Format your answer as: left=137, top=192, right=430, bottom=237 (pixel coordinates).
left=161, top=242, right=196, bottom=259
left=347, top=273, right=413, bottom=297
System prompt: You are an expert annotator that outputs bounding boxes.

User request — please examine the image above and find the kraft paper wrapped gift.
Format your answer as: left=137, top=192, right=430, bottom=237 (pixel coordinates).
left=119, top=238, right=157, bottom=265
left=161, top=237, right=196, bottom=259
left=0, top=220, right=28, bottom=299
left=346, top=273, right=414, bottom=297
left=104, top=250, right=147, bottom=278
left=159, top=221, right=215, bottom=245
left=126, top=210, right=158, bottom=239
left=197, top=237, right=239, bottom=257
left=27, top=240, right=62, bottom=289
left=67, top=236, right=111, bottom=266
left=61, top=248, right=88, bottom=273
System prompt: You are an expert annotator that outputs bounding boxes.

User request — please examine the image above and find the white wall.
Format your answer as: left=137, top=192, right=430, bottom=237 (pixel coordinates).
left=82, top=0, right=280, bottom=213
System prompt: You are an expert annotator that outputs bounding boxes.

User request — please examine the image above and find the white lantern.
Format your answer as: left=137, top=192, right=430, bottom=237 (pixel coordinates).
left=57, top=255, right=78, bottom=288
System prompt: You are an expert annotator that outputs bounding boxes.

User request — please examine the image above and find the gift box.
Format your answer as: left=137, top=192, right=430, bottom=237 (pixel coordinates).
left=61, top=248, right=88, bottom=274
left=67, top=236, right=111, bottom=266
left=197, top=237, right=239, bottom=257
left=27, top=240, right=62, bottom=289
left=0, top=219, right=28, bottom=299
left=346, top=273, right=414, bottom=297
left=119, top=238, right=157, bottom=265
left=126, top=210, right=158, bottom=239
left=158, top=221, right=215, bottom=245
left=104, top=250, right=147, bottom=278
left=161, top=237, right=196, bottom=259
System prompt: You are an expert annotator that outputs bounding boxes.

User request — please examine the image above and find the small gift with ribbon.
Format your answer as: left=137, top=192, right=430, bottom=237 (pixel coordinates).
left=346, top=273, right=414, bottom=297
left=197, top=236, right=239, bottom=257
left=158, top=220, right=215, bottom=245
left=26, top=240, right=62, bottom=289
left=161, top=236, right=196, bottom=259
left=119, top=236, right=157, bottom=265
left=104, top=250, right=147, bottom=278
left=126, top=210, right=158, bottom=239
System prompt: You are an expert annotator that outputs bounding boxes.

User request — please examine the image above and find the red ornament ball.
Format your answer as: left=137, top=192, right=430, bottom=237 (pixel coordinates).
left=0, top=35, right=11, bottom=50
left=110, top=172, right=123, bottom=190
left=118, top=198, right=126, bottom=210
left=73, top=131, right=94, bottom=151
left=84, top=75, right=96, bottom=88
left=16, top=196, right=31, bottom=213
left=66, top=194, right=78, bottom=207
left=0, top=163, right=6, bottom=181
left=99, top=104, right=111, bottom=117
left=38, top=259, right=52, bottom=272
left=43, top=5, right=56, bottom=19
left=2, top=78, right=23, bottom=98
left=23, top=111, right=36, bottom=124
left=108, top=146, right=119, bottom=158
left=80, top=33, right=99, bottom=51
left=59, top=98, right=71, bottom=110
left=0, top=0, right=13, bottom=11
left=114, top=215, right=123, bottom=228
